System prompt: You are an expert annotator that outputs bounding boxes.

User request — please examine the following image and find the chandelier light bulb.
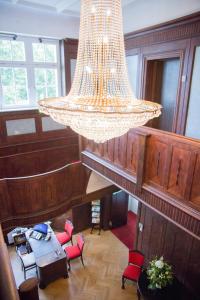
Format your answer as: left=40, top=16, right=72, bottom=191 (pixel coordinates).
left=39, top=0, right=162, bottom=143
left=102, top=35, right=109, bottom=44
left=106, top=9, right=111, bottom=17
left=85, top=66, right=92, bottom=73
left=91, top=5, right=96, bottom=14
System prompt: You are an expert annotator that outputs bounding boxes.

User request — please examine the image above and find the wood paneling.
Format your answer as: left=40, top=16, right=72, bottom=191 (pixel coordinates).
left=145, top=137, right=168, bottom=187
left=124, top=12, right=200, bottom=135
left=136, top=204, right=200, bottom=297
left=114, top=135, right=127, bottom=168
left=0, top=162, right=90, bottom=233
left=190, top=153, right=200, bottom=205
left=0, top=143, right=79, bottom=178
left=126, top=131, right=138, bottom=174
left=81, top=126, right=200, bottom=240
left=167, top=146, right=193, bottom=199
left=0, top=110, right=79, bottom=178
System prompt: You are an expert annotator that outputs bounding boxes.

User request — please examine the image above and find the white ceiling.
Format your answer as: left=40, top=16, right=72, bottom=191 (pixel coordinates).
left=2, top=0, right=137, bottom=17
left=1, top=0, right=200, bottom=39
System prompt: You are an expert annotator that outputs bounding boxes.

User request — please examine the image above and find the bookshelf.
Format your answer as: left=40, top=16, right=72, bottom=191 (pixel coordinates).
left=91, top=200, right=101, bottom=234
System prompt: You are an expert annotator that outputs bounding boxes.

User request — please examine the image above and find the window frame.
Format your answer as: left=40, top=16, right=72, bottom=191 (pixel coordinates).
left=0, top=35, right=61, bottom=111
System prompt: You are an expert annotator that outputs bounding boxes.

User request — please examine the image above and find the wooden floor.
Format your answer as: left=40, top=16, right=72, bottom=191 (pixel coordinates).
left=9, top=229, right=138, bottom=300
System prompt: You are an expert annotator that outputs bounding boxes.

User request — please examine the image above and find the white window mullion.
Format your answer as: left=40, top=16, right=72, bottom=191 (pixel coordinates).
left=26, top=38, right=36, bottom=108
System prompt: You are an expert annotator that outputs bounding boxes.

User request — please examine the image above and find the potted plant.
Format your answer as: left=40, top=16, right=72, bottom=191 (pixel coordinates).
left=147, top=256, right=173, bottom=290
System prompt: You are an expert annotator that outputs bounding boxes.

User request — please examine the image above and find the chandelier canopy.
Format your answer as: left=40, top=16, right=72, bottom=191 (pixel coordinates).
left=39, top=0, right=161, bottom=143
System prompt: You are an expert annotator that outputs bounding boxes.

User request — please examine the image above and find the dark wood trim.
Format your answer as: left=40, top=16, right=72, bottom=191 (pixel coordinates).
left=0, top=225, right=20, bottom=300
left=136, top=133, right=149, bottom=190
left=62, top=38, right=78, bottom=94
left=182, top=36, right=200, bottom=135
left=125, top=12, right=200, bottom=47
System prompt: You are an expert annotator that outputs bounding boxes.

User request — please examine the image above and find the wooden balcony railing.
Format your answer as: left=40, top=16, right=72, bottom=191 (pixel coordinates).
left=80, top=126, right=200, bottom=240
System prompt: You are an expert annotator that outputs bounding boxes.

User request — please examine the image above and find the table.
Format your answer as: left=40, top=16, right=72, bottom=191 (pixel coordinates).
left=137, top=270, right=197, bottom=300
left=26, top=227, right=68, bottom=289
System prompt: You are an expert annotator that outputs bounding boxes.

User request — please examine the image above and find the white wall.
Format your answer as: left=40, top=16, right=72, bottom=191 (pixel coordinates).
left=128, top=195, right=138, bottom=214
left=123, top=0, right=200, bottom=33
left=0, top=2, right=80, bottom=39
left=86, top=171, right=112, bottom=194
left=1, top=0, right=200, bottom=39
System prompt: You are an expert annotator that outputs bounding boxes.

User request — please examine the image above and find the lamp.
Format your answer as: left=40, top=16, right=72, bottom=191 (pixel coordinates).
left=39, top=0, right=161, bottom=143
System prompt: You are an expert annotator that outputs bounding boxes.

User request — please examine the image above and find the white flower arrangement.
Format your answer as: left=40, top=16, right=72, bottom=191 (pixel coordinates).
left=147, top=256, right=173, bottom=290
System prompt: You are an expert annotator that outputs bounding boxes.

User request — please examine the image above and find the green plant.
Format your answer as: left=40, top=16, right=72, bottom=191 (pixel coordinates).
left=147, top=256, right=173, bottom=290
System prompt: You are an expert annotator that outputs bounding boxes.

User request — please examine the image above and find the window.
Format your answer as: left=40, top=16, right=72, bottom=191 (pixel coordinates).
left=0, top=36, right=61, bottom=111
left=185, top=46, right=200, bottom=140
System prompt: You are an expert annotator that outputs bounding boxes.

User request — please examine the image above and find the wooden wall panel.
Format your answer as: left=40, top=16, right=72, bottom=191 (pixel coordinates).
left=93, top=142, right=104, bottom=157
left=0, top=225, right=19, bottom=300
left=190, top=153, right=200, bottom=206
left=145, top=137, right=168, bottom=187
left=0, top=144, right=79, bottom=178
left=136, top=204, right=200, bottom=297
left=104, top=140, right=115, bottom=162
left=0, top=163, right=90, bottom=232
left=126, top=131, right=138, bottom=175
left=184, top=238, right=200, bottom=295
left=167, top=146, right=193, bottom=199
left=113, top=135, right=127, bottom=168
left=0, top=110, right=79, bottom=178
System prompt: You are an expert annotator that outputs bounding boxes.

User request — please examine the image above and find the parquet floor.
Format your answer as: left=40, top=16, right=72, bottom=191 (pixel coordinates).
left=8, top=229, right=138, bottom=300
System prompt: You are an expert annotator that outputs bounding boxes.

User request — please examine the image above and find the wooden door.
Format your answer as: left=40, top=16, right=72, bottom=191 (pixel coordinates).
left=111, top=191, right=128, bottom=227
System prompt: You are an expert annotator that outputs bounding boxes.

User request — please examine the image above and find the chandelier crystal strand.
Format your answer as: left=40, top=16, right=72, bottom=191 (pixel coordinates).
left=39, top=0, right=162, bottom=143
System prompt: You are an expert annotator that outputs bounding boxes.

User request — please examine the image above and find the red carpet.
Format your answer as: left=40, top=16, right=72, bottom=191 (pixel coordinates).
left=111, top=211, right=136, bottom=249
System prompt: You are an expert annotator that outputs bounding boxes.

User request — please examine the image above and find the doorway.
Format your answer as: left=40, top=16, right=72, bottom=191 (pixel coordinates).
left=144, top=57, right=181, bottom=132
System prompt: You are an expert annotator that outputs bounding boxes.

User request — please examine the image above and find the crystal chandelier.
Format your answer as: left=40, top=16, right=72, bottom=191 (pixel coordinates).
left=39, top=0, right=161, bottom=143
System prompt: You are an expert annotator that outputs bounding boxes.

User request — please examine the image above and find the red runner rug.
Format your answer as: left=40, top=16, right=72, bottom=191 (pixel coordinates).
left=111, top=211, right=136, bottom=249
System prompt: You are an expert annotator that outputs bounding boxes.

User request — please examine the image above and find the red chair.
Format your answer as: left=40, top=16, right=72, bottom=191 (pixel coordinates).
left=122, top=250, right=144, bottom=289
left=56, top=220, right=74, bottom=246
left=64, top=234, right=85, bottom=271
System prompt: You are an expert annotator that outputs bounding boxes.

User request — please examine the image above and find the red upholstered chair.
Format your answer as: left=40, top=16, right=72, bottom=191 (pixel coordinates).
left=122, top=250, right=144, bottom=289
left=56, top=220, right=74, bottom=246
left=64, top=234, right=85, bottom=271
